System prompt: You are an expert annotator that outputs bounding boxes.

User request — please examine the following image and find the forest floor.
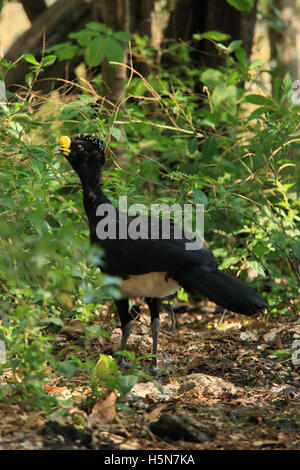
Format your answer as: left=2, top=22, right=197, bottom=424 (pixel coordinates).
left=0, top=301, right=299, bottom=451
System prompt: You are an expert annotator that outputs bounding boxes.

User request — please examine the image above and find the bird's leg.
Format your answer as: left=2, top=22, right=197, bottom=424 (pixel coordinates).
left=151, top=318, right=160, bottom=369
left=146, top=297, right=160, bottom=373
left=120, top=322, right=131, bottom=351
left=115, top=298, right=131, bottom=366
left=168, top=301, right=176, bottom=333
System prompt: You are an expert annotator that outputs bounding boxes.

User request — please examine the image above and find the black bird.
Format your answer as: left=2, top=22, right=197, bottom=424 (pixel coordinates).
left=56, top=134, right=269, bottom=370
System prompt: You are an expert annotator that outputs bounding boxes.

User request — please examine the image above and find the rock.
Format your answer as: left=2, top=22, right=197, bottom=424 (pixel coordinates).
left=182, top=373, right=239, bottom=397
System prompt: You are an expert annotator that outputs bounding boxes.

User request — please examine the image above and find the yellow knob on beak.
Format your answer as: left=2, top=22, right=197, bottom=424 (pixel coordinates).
left=59, top=135, right=71, bottom=156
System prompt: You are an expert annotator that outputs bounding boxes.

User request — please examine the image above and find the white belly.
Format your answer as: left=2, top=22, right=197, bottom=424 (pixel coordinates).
left=120, top=272, right=179, bottom=298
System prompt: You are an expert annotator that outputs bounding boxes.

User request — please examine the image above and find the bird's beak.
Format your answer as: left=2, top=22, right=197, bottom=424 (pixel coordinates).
left=55, top=136, right=71, bottom=156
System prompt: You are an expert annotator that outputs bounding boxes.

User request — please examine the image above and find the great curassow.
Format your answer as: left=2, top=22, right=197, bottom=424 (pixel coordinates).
left=56, top=134, right=269, bottom=371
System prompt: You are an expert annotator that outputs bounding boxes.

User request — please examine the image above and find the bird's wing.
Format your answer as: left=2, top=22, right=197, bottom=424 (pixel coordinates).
left=92, top=211, right=216, bottom=276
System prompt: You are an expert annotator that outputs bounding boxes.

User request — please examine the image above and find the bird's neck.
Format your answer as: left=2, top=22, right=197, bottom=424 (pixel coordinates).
left=79, top=170, right=101, bottom=198
left=79, top=171, right=112, bottom=225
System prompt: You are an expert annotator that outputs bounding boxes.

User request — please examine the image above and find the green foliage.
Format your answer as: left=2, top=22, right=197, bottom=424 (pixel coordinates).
left=94, top=351, right=163, bottom=398
left=47, top=22, right=130, bottom=67
left=265, top=349, right=294, bottom=360
left=197, top=31, right=231, bottom=42
left=23, top=53, right=56, bottom=89
left=94, top=354, right=138, bottom=398
left=0, top=60, right=119, bottom=408
left=123, top=36, right=299, bottom=316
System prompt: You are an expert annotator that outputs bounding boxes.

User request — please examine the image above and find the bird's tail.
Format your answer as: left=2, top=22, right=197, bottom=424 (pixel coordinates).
left=173, top=267, right=269, bottom=315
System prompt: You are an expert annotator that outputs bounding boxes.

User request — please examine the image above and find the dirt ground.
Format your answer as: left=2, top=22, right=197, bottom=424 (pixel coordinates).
left=0, top=302, right=299, bottom=450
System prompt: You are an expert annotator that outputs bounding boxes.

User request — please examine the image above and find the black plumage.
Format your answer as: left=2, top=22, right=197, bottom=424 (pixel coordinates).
left=57, top=134, right=269, bottom=370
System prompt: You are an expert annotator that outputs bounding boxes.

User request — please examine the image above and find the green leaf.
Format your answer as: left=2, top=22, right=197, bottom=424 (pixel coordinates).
left=42, top=55, right=56, bottom=67
left=69, top=30, right=95, bottom=46
left=43, top=317, right=65, bottom=327
left=59, top=360, right=78, bottom=379
left=245, top=94, right=273, bottom=106
left=28, top=145, right=48, bottom=158
left=202, top=135, right=217, bottom=160
left=265, top=349, right=293, bottom=360
left=84, top=325, right=110, bottom=339
left=84, top=36, right=106, bottom=67
left=227, top=70, right=241, bottom=85
left=291, top=240, right=300, bottom=260
left=0, top=59, right=16, bottom=71
left=83, top=290, right=102, bottom=304
left=32, top=159, right=45, bottom=175
left=273, top=77, right=282, bottom=103
left=46, top=41, right=73, bottom=53
left=283, top=72, right=292, bottom=90
left=58, top=45, right=80, bottom=61
left=188, top=138, right=198, bottom=154
left=177, top=287, right=188, bottom=302
left=105, top=37, right=124, bottom=63
left=228, top=40, right=243, bottom=53
left=249, top=59, right=265, bottom=70
left=193, top=188, right=208, bottom=207
left=252, top=245, right=270, bottom=258
left=248, top=106, right=272, bottom=119
left=25, top=72, right=34, bottom=88
left=31, top=217, right=49, bottom=236
left=226, top=0, right=254, bottom=11
left=117, top=375, right=138, bottom=397
left=8, top=121, right=24, bottom=136
left=248, top=261, right=267, bottom=277
left=94, top=354, right=120, bottom=379
left=113, top=31, right=131, bottom=42
left=86, top=22, right=109, bottom=33
left=219, top=256, right=241, bottom=270
left=235, top=47, right=247, bottom=65
left=23, top=53, right=39, bottom=65
left=200, top=69, right=223, bottom=87
left=110, top=126, right=125, bottom=141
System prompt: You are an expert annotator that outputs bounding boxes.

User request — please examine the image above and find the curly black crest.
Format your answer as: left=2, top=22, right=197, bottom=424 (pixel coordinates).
left=74, top=134, right=105, bottom=151
left=63, top=134, right=106, bottom=170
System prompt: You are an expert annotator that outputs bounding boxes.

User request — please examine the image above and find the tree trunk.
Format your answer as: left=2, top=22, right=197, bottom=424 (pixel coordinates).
left=166, top=0, right=258, bottom=67
left=4, top=0, right=258, bottom=94
left=99, top=0, right=130, bottom=107
left=3, top=0, right=95, bottom=94
left=268, top=0, right=298, bottom=81
left=99, top=0, right=130, bottom=163
left=130, top=0, right=154, bottom=76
